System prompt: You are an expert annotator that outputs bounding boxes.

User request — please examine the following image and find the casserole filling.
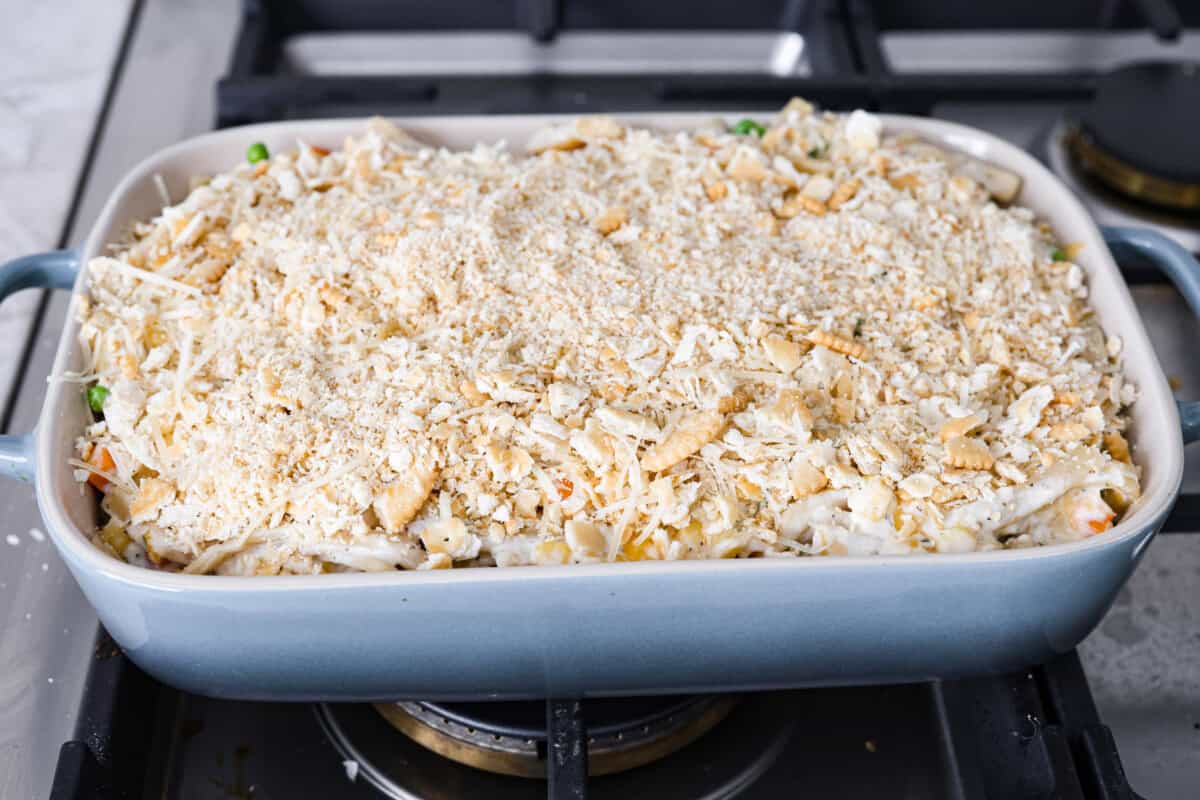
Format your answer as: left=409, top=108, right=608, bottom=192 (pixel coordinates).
left=72, top=100, right=1139, bottom=574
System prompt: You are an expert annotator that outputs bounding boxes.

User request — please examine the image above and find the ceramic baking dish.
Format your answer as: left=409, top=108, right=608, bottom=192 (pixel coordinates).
left=2, top=112, right=1198, bottom=701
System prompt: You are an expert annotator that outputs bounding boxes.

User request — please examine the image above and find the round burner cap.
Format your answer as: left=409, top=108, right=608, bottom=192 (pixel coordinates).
left=372, top=694, right=739, bottom=778
left=1070, top=61, right=1200, bottom=209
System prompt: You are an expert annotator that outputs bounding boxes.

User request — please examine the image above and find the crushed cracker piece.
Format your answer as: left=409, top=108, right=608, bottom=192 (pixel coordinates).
left=939, top=413, right=985, bottom=442
left=726, top=148, right=768, bottom=182
left=762, top=334, right=804, bottom=373
left=595, top=206, right=629, bottom=235
left=944, top=437, right=994, bottom=471
left=827, top=178, right=861, bottom=210
left=789, top=460, right=828, bottom=498
left=374, top=464, right=438, bottom=533
left=641, top=411, right=725, bottom=472
left=808, top=329, right=867, bottom=359
left=1103, top=431, right=1132, bottom=464
left=717, top=388, right=750, bottom=414
left=1049, top=421, right=1091, bottom=442
left=130, top=479, right=175, bottom=523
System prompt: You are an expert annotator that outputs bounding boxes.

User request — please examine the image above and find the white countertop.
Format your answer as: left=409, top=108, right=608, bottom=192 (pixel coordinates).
left=0, top=4, right=129, bottom=798
left=0, top=2, right=129, bottom=405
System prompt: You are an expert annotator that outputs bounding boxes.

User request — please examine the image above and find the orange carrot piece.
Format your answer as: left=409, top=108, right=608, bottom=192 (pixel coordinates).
left=87, top=447, right=115, bottom=492
left=555, top=477, right=573, bottom=500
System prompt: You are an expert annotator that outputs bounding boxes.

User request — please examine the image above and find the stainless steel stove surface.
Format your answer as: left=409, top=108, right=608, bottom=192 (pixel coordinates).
left=4, top=1, right=1200, bottom=798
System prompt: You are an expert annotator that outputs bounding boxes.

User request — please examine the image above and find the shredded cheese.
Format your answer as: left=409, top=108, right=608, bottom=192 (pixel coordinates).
left=74, top=101, right=1139, bottom=574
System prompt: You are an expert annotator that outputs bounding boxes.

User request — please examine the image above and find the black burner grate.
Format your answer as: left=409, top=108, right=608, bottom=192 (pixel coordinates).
left=49, top=630, right=1142, bottom=799
left=216, top=0, right=1200, bottom=126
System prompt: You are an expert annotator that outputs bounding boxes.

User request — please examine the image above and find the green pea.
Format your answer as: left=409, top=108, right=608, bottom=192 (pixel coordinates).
left=247, top=142, right=270, bottom=164
left=87, top=385, right=109, bottom=413
left=1051, top=248, right=1067, bottom=262
left=731, top=118, right=766, bottom=137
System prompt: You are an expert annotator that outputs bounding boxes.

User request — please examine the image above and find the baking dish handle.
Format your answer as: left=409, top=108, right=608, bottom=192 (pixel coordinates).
left=0, top=249, right=79, bottom=481
left=1102, top=226, right=1200, bottom=445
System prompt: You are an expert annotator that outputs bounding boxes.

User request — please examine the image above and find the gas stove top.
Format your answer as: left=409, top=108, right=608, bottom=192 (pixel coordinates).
left=6, top=1, right=1200, bottom=798
left=51, top=638, right=1135, bottom=799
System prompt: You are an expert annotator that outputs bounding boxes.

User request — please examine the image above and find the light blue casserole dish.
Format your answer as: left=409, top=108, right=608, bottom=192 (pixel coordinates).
left=1, top=113, right=1198, bottom=702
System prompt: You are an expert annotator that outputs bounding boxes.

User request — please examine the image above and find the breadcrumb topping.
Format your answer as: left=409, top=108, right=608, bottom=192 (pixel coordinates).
left=74, top=100, right=1139, bottom=574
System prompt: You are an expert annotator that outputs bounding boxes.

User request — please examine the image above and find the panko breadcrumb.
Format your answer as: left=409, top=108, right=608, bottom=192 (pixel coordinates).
left=73, top=100, right=1139, bottom=575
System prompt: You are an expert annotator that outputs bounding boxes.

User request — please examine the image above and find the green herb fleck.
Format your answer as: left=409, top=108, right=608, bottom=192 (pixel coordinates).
left=853, top=318, right=864, bottom=338
left=807, top=143, right=826, bottom=158
left=1050, top=248, right=1067, bottom=262
left=87, top=385, right=109, bottom=413
left=246, top=142, right=270, bottom=164
left=731, top=118, right=766, bottom=137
